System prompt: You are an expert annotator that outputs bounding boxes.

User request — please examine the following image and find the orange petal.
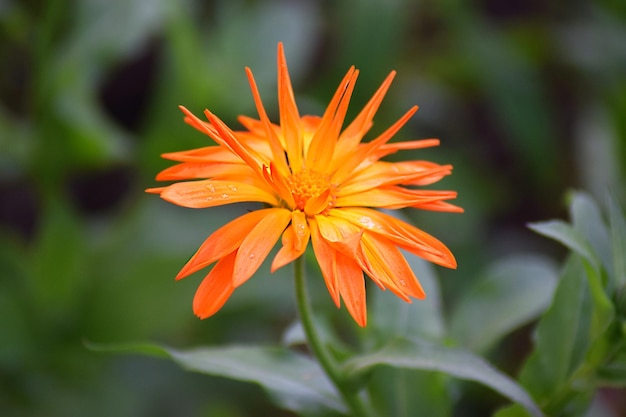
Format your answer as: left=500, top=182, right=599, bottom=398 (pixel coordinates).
left=309, top=218, right=340, bottom=306
left=336, top=71, right=397, bottom=152
left=203, top=109, right=267, bottom=175
left=329, top=208, right=457, bottom=269
left=360, top=232, right=425, bottom=300
left=159, top=180, right=278, bottom=208
left=145, top=187, right=165, bottom=194
left=232, top=208, right=292, bottom=287
left=271, top=227, right=298, bottom=272
left=179, top=106, right=232, bottom=150
left=156, top=162, right=256, bottom=181
left=374, top=138, right=440, bottom=159
left=306, top=67, right=358, bottom=171
left=314, top=214, right=361, bottom=242
left=412, top=200, right=465, bottom=212
left=335, top=253, right=367, bottom=327
left=161, top=146, right=242, bottom=163
left=336, top=187, right=458, bottom=209
left=332, top=106, right=418, bottom=184
left=277, top=42, right=303, bottom=172
left=245, top=67, right=290, bottom=176
left=193, top=252, right=237, bottom=319
left=339, top=162, right=453, bottom=195
left=263, top=162, right=295, bottom=208
left=271, top=211, right=310, bottom=272
left=176, top=209, right=274, bottom=279
left=304, top=188, right=332, bottom=216
left=178, top=106, right=267, bottom=178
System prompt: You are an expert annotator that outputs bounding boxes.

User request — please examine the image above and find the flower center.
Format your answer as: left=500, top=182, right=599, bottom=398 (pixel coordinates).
left=287, top=168, right=334, bottom=213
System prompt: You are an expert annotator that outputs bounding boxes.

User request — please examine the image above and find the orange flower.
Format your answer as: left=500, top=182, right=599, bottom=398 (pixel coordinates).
left=147, top=43, right=462, bottom=326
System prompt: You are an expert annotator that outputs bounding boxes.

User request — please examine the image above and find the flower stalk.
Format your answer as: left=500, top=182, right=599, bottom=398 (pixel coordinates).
left=294, top=256, right=376, bottom=417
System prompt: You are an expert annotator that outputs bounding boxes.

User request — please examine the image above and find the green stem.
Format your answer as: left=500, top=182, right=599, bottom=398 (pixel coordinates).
left=293, top=256, right=374, bottom=417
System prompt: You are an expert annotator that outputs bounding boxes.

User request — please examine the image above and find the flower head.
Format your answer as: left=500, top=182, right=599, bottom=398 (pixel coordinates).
left=147, top=43, right=462, bottom=326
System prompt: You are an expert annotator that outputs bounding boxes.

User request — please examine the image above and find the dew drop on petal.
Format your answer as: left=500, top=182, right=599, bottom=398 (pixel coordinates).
left=399, top=279, right=407, bottom=287
left=249, top=253, right=256, bottom=260
left=227, top=184, right=238, bottom=192
left=359, top=216, right=375, bottom=229
left=221, top=193, right=229, bottom=199
left=206, top=183, right=216, bottom=193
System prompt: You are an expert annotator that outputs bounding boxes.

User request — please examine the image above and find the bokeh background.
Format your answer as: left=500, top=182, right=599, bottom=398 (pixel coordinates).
left=1, top=0, right=625, bottom=416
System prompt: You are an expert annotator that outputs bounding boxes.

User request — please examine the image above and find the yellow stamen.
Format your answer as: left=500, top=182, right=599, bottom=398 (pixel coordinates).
left=287, top=169, right=335, bottom=213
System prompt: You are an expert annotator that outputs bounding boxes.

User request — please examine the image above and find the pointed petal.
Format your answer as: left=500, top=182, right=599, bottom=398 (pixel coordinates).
left=237, top=115, right=266, bottom=133
left=145, top=187, right=165, bottom=194
left=337, top=71, right=397, bottom=152
left=193, top=252, right=237, bottom=319
left=304, top=188, right=332, bottom=216
left=360, top=232, right=425, bottom=300
left=203, top=109, right=267, bottom=174
left=413, top=200, right=465, bottom=212
left=318, top=226, right=395, bottom=295
left=336, top=187, right=458, bottom=210
left=336, top=255, right=367, bottom=327
left=306, top=67, right=358, bottom=171
left=314, top=213, right=361, bottom=242
left=159, top=180, right=278, bottom=208
left=329, top=207, right=457, bottom=268
left=178, top=106, right=234, bottom=152
left=270, top=163, right=296, bottom=206
left=277, top=42, right=303, bottom=172
left=339, top=162, right=453, bottom=195
left=156, top=162, right=256, bottom=181
left=176, top=209, right=273, bottom=279
left=375, top=138, right=440, bottom=158
left=233, top=208, right=292, bottom=287
left=178, top=106, right=268, bottom=178
left=332, top=106, right=419, bottom=184
left=309, top=218, right=340, bottom=306
left=313, top=214, right=368, bottom=326
left=271, top=211, right=310, bottom=272
left=161, top=146, right=242, bottom=163
left=245, top=67, right=290, bottom=176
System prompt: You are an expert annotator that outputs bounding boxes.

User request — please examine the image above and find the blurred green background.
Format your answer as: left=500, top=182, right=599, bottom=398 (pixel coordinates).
left=1, top=0, right=625, bottom=416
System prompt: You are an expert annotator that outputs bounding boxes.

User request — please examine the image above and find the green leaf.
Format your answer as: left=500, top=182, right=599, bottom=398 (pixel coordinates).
left=88, top=342, right=345, bottom=415
left=608, top=194, right=626, bottom=289
left=368, top=253, right=445, bottom=342
left=450, top=254, right=558, bottom=353
left=569, top=191, right=612, bottom=275
left=518, top=256, right=593, bottom=410
left=494, top=403, right=533, bottom=417
left=581, top=262, right=614, bottom=344
left=528, top=220, right=600, bottom=270
left=565, top=194, right=615, bottom=340
left=365, top=254, right=451, bottom=417
left=343, top=338, right=542, bottom=417
left=368, top=368, right=451, bottom=417
left=597, top=358, right=626, bottom=387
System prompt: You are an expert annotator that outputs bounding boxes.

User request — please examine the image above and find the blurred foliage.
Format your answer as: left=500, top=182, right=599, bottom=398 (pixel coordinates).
left=495, top=191, right=626, bottom=417
left=0, top=0, right=625, bottom=416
